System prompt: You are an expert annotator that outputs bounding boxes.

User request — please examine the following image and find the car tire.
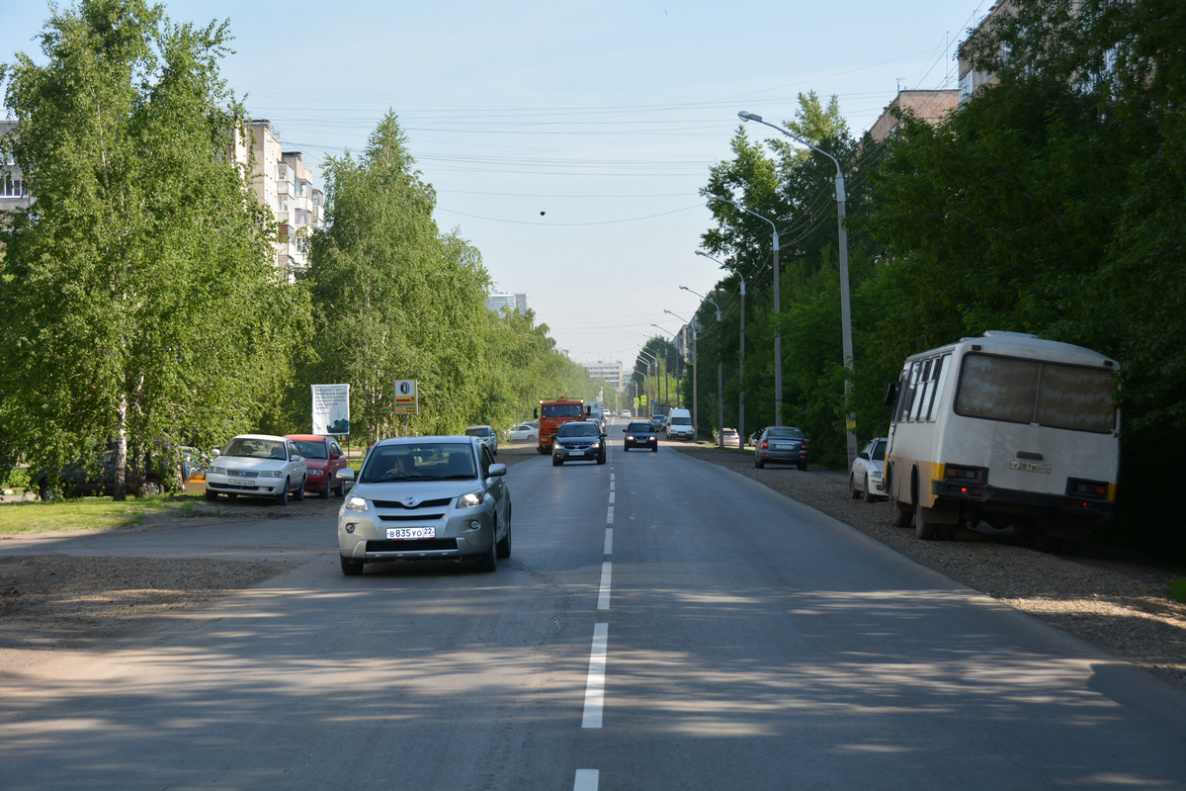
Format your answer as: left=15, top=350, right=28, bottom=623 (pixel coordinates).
left=277, top=479, right=289, bottom=506
left=334, top=480, right=345, bottom=498
left=294, top=477, right=305, bottom=501
left=476, top=525, right=499, bottom=572
left=141, top=478, right=163, bottom=497
left=914, top=505, right=939, bottom=540
left=849, top=474, right=860, bottom=499
left=597, top=452, right=606, bottom=465
left=552, top=456, right=562, bottom=466
left=496, top=512, right=512, bottom=559
left=861, top=475, right=874, bottom=503
left=340, top=556, right=364, bottom=576
left=651, top=445, right=657, bottom=452
left=319, top=481, right=329, bottom=499
left=797, top=461, right=807, bottom=471
left=205, top=489, right=218, bottom=502
left=755, top=457, right=765, bottom=469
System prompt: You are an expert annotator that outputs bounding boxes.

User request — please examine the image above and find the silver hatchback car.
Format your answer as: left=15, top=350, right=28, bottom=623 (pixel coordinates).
left=336, top=436, right=511, bottom=575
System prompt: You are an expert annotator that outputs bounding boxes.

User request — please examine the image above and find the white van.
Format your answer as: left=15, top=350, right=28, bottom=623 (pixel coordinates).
left=666, top=408, right=694, bottom=440
left=884, top=332, right=1119, bottom=550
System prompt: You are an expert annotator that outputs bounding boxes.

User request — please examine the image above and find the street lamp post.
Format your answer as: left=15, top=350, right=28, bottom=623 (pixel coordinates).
left=650, top=324, right=681, bottom=409
left=696, top=250, right=746, bottom=444
left=737, top=110, right=858, bottom=467
left=706, top=194, right=782, bottom=427
left=637, top=348, right=658, bottom=416
left=681, top=286, right=725, bottom=447
left=664, top=309, right=697, bottom=441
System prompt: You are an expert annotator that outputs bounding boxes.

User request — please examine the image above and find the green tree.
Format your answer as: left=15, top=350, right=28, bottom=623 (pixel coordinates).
left=0, top=0, right=302, bottom=498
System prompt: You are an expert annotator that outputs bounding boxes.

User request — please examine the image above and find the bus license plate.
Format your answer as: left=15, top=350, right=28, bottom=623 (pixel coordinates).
left=1009, top=460, right=1051, bottom=474
left=387, top=527, right=436, bottom=540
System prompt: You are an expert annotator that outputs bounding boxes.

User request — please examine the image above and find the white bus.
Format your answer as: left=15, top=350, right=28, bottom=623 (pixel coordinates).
left=884, top=332, right=1119, bottom=550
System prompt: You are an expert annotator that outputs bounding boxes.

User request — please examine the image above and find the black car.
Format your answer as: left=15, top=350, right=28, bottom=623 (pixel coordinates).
left=623, top=421, right=658, bottom=452
left=552, top=421, right=607, bottom=465
left=754, top=426, right=809, bottom=470
left=37, top=440, right=193, bottom=499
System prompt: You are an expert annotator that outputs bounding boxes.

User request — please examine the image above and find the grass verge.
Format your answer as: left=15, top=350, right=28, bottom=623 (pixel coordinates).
left=0, top=493, right=208, bottom=536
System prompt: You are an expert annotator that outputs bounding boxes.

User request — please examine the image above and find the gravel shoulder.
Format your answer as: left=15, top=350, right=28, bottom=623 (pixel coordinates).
left=3, top=441, right=1183, bottom=695
left=671, top=442, right=1186, bottom=692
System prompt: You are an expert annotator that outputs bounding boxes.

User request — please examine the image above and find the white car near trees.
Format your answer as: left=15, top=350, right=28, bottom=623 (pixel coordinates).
left=849, top=437, right=888, bottom=502
left=509, top=423, right=539, bottom=443
left=205, top=434, right=308, bottom=505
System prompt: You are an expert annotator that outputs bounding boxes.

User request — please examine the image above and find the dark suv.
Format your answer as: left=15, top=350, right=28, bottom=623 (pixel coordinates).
left=623, top=421, right=658, bottom=452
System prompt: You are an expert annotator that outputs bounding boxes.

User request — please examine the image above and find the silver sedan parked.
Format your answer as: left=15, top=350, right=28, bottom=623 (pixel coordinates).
left=336, top=436, right=511, bottom=575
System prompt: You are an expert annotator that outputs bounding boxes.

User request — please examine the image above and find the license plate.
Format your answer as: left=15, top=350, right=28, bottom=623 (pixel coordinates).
left=227, top=478, right=255, bottom=487
left=1009, top=460, right=1051, bottom=474
left=387, top=527, right=436, bottom=540
left=570, top=450, right=585, bottom=456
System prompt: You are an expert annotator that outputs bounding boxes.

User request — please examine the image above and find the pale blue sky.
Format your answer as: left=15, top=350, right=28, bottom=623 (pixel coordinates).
left=2, top=1, right=992, bottom=366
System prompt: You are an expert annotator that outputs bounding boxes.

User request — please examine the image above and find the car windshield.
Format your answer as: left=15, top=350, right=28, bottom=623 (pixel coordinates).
left=543, top=404, right=582, bottom=418
left=223, top=438, right=286, bottom=460
left=291, top=440, right=327, bottom=459
left=670, top=416, right=691, bottom=425
left=360, top=443, right=476, bottom=483
left=558, top=422, right=599, bottom=437
left=871, top=439, right=887, bottom=461
left=765, top=427, right=804, bottom=439
left=627, top=422, right=653, bottom=432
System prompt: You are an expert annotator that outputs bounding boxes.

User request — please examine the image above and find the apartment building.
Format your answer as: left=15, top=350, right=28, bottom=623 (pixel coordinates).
left=0, top=120, right=33, bottom=215
left=486, top=291, right=530, bottom=315
left=584, top=361, right=624, bottom=391
left=867, top=90, right=959, bottom=144
left=233, top=119, right=324, bottom=275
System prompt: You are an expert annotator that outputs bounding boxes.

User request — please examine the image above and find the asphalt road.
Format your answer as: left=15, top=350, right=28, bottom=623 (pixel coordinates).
left=3, top=430, right=1186, bottom=790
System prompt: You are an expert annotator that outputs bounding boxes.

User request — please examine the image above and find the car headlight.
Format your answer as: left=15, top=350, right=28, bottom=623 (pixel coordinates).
left=258, top=470, right=283, bottom=478
left=308, top=469, right=325, bottom=477
left=344, top=495, right=368, bottom=512
left=626, top=435, right=635, bottom=441
left=211, top=465, right=226, bottom=475
left=457, top=490, right=484, bottom=508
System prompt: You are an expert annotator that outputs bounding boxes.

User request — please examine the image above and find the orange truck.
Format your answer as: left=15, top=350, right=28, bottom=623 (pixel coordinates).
left=536, top=398, right=586, bottom=454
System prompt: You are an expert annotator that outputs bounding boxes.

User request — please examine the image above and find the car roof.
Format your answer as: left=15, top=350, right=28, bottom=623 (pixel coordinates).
left=231, top=433, right=290, bottom=442
left=374, top=435, right=480, bottom=447
left=285, top=434, right=332, bottom=442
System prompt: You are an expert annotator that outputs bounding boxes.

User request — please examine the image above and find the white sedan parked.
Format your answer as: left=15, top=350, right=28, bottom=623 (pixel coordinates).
left=509, top=423, right=539, bottom=443
left=849, top=437, right=888, bottom=502
left=205, top=434, right=308, bottom=505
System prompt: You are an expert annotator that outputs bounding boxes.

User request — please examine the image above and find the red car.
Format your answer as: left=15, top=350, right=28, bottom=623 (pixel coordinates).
left=285, top=435, right=349, bottom=498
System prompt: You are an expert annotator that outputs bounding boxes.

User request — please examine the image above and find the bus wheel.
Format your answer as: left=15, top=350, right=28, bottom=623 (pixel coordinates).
left=889, top=496, right=913, bottom=528
left=914, top=506, right=939, bottom=540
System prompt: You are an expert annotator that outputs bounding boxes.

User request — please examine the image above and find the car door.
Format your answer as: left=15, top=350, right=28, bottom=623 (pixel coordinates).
left=328, top=440, right=346, bottom=479
left=479, top=446, right=508, bottom=531
left=287, top=441, right=307, bottom=484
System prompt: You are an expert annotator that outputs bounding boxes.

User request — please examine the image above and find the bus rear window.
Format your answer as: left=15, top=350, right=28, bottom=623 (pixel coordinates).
left=955, top=354, right=1115, bottom=433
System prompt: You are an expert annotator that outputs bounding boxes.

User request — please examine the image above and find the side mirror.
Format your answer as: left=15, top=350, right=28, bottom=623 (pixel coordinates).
left=211, top=448, right=221, bottom=458
left=487, top=463, right=507, bottom=478
left=533, top=408, right=539, bottom=419
left=336, top=468, right=356, bottom=482
left=858, top=452, right=870, bottom=461
left=883, top=381, right=899, bottom=407
left=331, top=452, right=341, bottom=460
